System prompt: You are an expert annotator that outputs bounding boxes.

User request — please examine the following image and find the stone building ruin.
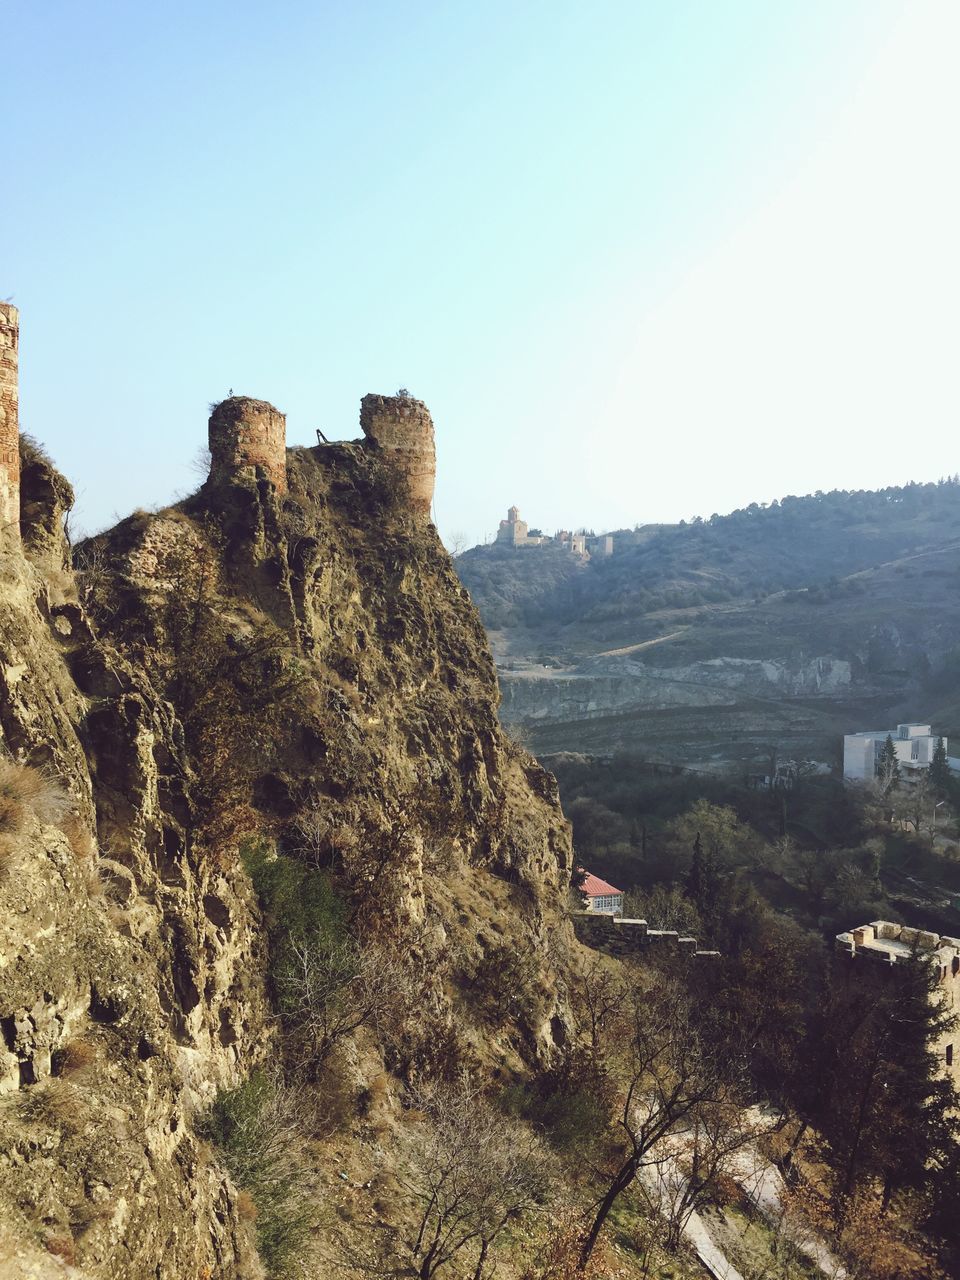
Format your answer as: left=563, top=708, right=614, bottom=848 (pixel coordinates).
left=205, top=390, right=437, bottom=524
left=2, top=307, right=439, bottom=545
left=573, top=910, right=720, bottom=961
left=837, top=920, right=960, bottom=1086
left=0, top=302, right=19, bottom=538
left=208, top=396, right=288, bottom=494
left=359, top=392, right=436, bottom=523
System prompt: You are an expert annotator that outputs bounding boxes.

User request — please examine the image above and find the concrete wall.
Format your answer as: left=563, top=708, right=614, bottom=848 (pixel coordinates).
left=208, top=397, right=287, bottom=494
left=0, top=302, right=19, bottom=537
left=360, top=393, right=435, bottom=523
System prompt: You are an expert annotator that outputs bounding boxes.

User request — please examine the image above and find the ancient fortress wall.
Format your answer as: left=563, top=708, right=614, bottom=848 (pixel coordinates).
left=0, top=302, right=19, bottom=536
left=573, top=911, right=719, bottom=960
left=208, top=396, right=287, bottom=493
left=360, top=393, right=435, bottom=522
left=837, top=920, right=960, bottom=1087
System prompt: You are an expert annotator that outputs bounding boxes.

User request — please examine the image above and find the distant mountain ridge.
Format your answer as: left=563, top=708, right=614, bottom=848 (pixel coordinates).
left=455, top=478, right=960, bottom=768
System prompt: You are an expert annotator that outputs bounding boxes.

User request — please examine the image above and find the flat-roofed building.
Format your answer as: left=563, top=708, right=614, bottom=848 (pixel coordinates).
left=843, top=723, right=953, bottom=783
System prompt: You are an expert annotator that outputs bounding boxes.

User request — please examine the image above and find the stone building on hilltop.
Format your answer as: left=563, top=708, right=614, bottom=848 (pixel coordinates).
left=493, top=505, right=614, bottom=557
left=496, top=505, right=547, bottom=547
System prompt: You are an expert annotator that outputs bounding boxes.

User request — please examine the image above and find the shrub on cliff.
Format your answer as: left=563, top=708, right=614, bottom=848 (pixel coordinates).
left=0, top=759, right=71, bottom=833
left=240, top=836, right=345, bottom=959
left=201, top=1071, right=316, bottom=1278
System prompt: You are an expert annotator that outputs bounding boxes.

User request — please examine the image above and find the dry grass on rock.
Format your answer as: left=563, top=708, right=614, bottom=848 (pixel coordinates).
left=15, top=1079, right=88, bottom=1136
left=0, top=759, right=72, bottom=831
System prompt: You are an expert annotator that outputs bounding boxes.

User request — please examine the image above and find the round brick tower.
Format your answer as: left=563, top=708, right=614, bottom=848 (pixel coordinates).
left=0, top=302, right=20, bottom=538
left=359, top=393, right=435, bottom=522
left=208, top=396, right=287, bottom=494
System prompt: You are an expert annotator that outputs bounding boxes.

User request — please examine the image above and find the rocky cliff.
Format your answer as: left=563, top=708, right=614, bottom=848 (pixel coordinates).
left=0, top=417, right=573, bottom=1278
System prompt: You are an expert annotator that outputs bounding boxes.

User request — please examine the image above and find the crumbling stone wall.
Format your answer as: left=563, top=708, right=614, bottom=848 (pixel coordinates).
left=837, top=920, right=960, bottom=1086
left=0, top=302, right=19, bottom=538
left=360, top=393, right=435, bottom=522
left=573, top=911, right=719, bottom=960
left=208, top=395, right=287, bottom=493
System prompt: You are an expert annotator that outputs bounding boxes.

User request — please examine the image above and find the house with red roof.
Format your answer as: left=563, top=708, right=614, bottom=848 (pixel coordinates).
left=578, top=868, right=624, bottom=916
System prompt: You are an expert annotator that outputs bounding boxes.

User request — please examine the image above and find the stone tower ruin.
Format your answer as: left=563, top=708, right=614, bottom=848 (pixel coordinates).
left=0, top=302, right=19, bottom=537
left=359, top=393, right=436, bottom=523
left=208, top=396, right=287, bottom=494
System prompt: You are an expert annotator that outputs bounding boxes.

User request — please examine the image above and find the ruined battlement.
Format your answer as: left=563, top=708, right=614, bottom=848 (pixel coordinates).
left=837, top=921, right=960, bottom=1084
left=572, top=911, right=719, bottom=961
left=360, top=393, right=435, bottom=523
left=0, top=302, right=20, bottom=537
left=836, top=920, right=960, bottom=966
left=208, top=396, right=287, bottom=494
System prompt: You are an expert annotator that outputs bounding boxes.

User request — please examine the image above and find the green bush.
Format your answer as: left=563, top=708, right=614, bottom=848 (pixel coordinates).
left=240, top=836, right=345, bottom=962
left=202, top=1071, right=315, bottom=1277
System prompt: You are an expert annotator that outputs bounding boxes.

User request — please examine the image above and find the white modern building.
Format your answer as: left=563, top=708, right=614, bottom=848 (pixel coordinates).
left=842, top=723, right=956, bottom=783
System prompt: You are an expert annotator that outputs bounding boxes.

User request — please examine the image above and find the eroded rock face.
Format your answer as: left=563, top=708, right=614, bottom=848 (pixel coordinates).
left=0, top=476, right=267, bottom=1277
left=500, top=654, right=852, bottom=724
left=0, top=432, right=572, bottom=1277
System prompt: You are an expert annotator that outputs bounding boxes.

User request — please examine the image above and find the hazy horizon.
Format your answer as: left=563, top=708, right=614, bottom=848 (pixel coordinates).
left=6, top=1, right=958, bottom=549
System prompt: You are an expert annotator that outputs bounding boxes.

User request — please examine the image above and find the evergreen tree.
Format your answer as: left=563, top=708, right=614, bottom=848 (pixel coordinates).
left=876, top=733, right=902, bottom=794
left=809, top=951, right=959, bottom=1220
left=929, top=736, right=951, bottom=793
left=685, top=832, right=718, bottom=914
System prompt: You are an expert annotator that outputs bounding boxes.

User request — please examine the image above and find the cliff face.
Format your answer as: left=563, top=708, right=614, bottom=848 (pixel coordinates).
left=0, top=427, right=572, bottom=1278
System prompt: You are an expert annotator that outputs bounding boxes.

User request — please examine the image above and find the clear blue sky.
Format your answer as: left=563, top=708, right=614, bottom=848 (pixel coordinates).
left=6, top=1, right=956, bottom=548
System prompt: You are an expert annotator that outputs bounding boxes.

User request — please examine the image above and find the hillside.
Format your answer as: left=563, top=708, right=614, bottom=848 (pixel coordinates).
left=456, top=480, right=960, bottom=765
left=2, top=381, right=959, bottom=1278
left=0, top=397, right=579, bottom=1278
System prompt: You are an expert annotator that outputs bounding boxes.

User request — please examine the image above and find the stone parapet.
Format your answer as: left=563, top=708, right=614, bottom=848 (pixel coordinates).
left=0, top=302, right=19, bottom=536
left=360, top=393, right=435, bottom=522
left=572, top=911, right=718, bottom=960
left=208, top=396, right=287, bottom=493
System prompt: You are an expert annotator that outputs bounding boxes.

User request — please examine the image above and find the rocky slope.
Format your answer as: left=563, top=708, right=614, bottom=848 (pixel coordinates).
left=0, top=417, right=573, bottom=1278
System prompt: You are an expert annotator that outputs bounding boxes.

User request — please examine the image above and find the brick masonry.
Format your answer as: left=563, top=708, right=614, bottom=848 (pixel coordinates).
left=360, top=394, right=435, bottom=522
left=208, top=397, right=287, bottom=494
left=0, top=302, right=19, bottom=536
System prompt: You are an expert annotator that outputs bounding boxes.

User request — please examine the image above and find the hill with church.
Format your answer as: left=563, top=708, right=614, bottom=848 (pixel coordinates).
left=455, top=479, right=960, bottom=769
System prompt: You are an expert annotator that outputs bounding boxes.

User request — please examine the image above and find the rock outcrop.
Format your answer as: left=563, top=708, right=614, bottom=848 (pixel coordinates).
left=0, top=403, right=572, bottom=1278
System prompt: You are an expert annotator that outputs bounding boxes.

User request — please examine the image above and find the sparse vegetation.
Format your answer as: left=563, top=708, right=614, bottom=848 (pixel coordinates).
left=15, top=1079, right=87, bottom=1135
left=51, top=1038, right=97, bottom=1079
left=201, top=1072, right=317, bottom=1279
left=0, top=758, right=71, bottom=832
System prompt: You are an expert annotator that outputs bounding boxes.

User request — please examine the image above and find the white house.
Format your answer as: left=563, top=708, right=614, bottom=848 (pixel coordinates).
left=579, top=870, right=624, bottom=915
left=843, top=723, right=956, bottom=783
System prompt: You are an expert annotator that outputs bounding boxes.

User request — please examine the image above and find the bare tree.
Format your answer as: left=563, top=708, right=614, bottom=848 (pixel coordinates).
left=397, top=1076, right=556, bottom=1279
left=73, top=538, right=115, bottom=611
left=275, top=937, right=395, bottom=1071
left=644, top=1093, right=766, bottom=1251
left=577, top=980, right=724, bottom=1270
left=568, top=953, right=628, bottom=1052
left=291, top=794, right=358, bottom=870
left=892, top=770, right=931, bottom=833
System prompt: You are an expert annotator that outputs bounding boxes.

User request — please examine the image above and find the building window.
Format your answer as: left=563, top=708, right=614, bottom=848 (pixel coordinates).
left=947, top=1044, right=954, bottom=1068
